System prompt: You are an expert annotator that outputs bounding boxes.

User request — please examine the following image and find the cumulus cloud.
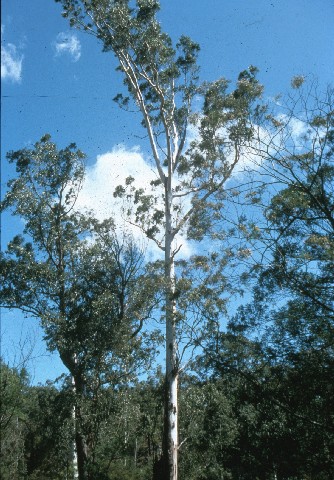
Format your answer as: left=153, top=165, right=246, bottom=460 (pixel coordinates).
left=1, top=25, right=23, bottom=82
left=76, top=145, right=156, bottom=220
left=75, top=145, right=193, bottom=259
left=285, top=115, right=309, bottom=141
left=54, top=32, right=81, bottom=62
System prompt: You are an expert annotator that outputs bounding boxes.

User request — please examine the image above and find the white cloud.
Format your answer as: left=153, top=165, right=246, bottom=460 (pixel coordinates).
left=76, top=145, right=156, bottom=220
left=276, top=114, right=309, bottom=140
left=1, top=25, right=23, bottom=82
left=75, top=145, right=193, bottom=259
left=54, top=32, right=81, bottom=62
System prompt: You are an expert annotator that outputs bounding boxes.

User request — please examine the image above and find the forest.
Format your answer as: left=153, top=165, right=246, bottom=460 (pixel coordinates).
left=1, top=1, right=333, bottom=479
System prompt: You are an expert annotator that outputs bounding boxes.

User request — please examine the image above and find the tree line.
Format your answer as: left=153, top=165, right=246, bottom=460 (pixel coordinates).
left=1, top=1, right=333, bottom=479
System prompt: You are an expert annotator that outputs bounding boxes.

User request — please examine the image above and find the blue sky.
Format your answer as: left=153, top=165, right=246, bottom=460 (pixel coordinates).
left=1, top=0, right=333, bottom=384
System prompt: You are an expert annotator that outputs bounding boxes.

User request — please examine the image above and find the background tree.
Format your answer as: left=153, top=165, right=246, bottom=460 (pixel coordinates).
left=178, top=374, right=238, bottom=480
left=250, top=83, right=334, bottom=476
left=0, top=135, right=159, bottom=479
left=0, top=360, right=29, bottom=479
left=197, top=81, right=334, bottom=478
left=23, top=383, right=73, bottom=479
left=254, top=80, right=334, bottom=314
left=98, top=374, right=165, bottom=479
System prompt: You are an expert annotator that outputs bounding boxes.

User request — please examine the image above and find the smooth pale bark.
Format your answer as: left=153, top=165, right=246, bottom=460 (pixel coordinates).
left=72, top=375, right=79, bottom=480
left=164, top=193, right=178, bottom=480
left=71, top=357, right=89, bottom=480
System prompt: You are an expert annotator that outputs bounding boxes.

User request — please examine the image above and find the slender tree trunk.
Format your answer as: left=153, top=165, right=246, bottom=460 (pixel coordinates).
left=134, top=438, right=138, bottom=467
left=163, top=184, right=178, bottom=480
left=75, top=429, right=89, bottom=480
left=72, top=375, right=79, bottom=480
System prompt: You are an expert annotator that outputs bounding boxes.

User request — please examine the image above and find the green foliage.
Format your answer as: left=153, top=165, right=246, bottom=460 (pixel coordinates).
left=213, top=83, right=334, bottom=480
left=179, top=377, right=237, bottom=480
left=23, top=385, right=73, bottom=479
left=77, top=374, right=165, bottom=479
left=291, top=75, right=305, bottom=89
left=0, top=360, right=29, bottom=479
left=1, top=135, right=160, bottom=478
left=56, top=0, right=263, bottom=246
left=0, top=362, right=73, bottom=479
left=259, top=87, right=334, bottom=347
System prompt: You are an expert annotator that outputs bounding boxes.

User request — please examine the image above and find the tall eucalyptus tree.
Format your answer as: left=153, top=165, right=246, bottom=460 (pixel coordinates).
left=55, top=1, right=263, bottom=477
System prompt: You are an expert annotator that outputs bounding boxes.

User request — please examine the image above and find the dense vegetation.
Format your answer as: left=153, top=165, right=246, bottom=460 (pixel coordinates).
left=1, top=1, right=333, bottom=479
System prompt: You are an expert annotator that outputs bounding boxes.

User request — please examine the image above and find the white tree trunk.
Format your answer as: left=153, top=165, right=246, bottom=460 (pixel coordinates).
left=165, top=185, right=178, bottom=480
left=72, top=374, right=79, bottom=480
